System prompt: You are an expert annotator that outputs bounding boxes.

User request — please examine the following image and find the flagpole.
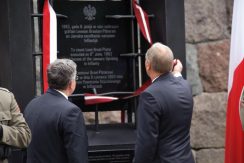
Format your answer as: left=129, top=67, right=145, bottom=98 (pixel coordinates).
left=93, top=88, right=99, bottom=132
left=136, top=0, right=142, bottom=87
left=130, top=0, right=136, bottom=93
left=130, top=0, right=137, bottom=124
left=134, top=0, right=142, bottom=130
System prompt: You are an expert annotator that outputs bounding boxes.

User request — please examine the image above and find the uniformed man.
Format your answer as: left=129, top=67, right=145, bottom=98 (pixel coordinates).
left=0, top=87, right=31, bottom=163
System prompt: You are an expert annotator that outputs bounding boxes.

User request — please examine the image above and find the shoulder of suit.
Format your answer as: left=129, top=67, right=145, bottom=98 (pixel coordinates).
left=0, top=87, right=10, bottom=93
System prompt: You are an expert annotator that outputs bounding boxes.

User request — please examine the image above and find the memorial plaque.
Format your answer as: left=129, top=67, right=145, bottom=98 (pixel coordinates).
left=54, top=1, right=133, bottom=94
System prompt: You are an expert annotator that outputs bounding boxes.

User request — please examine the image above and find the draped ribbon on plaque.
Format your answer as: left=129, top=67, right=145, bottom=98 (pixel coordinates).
left=84, top=80, right=152, bottom=105
left=42, top=0, right=57, bottom=92
left=84, top=1, right=153, bottom=105
left=84, top=94, right=119, bottom=105
left=132, top=0, right=152, bottom=45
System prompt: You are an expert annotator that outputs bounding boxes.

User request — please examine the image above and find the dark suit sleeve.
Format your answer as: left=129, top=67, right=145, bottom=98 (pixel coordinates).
left=134, top=92, right=161, bottom=163
left=62, top=107, right=88, bottom=163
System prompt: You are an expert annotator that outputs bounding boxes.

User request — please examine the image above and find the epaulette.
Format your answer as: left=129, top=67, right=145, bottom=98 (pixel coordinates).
left=0, top=87, right=10, bottom=93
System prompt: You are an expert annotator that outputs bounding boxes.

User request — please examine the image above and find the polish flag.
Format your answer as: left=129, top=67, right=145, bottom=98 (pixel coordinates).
left=42, top=0, right=57, bottom=92
left=225, top=0, right=244, bottom=162
left=133, top=0, right=152, bottom=45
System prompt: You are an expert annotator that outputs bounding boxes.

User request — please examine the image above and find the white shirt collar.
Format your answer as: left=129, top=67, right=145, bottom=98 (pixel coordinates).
left=152, top=76, right=160, bottom=83
left=152, top=72, right=182, bottom=83
left=173, top=72, right=182, bottom=77
left=55, top=89, right=68, bottom=99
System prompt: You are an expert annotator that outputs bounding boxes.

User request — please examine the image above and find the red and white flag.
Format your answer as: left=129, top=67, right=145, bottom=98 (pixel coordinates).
left=43, top=0, right=57, bottom=92
left=225, top=0, right=244, bottom=162
left=133, top=0, right=152, bottom=45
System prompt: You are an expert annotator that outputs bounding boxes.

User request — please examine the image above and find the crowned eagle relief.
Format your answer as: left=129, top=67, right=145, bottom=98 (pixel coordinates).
left=83, top=5, right=96, bottom=21
left=240, top=88, right=244, bottom=130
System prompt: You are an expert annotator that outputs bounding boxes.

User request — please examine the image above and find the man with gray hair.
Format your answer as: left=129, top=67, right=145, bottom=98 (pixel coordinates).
left=134, top=43, right=195, bottom=163
left=24, top=59, right=88, bottom=163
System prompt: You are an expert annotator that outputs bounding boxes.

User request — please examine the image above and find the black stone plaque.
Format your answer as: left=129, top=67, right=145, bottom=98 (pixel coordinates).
left=54, top=1, right=132, bottom=94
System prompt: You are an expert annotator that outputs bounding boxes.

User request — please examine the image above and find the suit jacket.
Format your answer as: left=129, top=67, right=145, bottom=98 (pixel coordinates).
left=134, top=73, right=195, bottom=163
left=24, top=89, right=88, bottom=163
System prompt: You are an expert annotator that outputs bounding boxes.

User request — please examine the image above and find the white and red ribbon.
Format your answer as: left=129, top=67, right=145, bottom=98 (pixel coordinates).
left=43, top=0, right=57, bottom=92
left=84, top=93, right=119, bottom=105
left=132, top=0, right=152, bottom=45
left=84, top=80, right=151, bottom=105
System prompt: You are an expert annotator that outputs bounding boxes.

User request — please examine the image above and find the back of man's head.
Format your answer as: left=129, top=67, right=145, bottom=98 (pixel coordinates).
left=145, top=42, right=174, bottom=74
left=47, top=59, right=77, bottom=90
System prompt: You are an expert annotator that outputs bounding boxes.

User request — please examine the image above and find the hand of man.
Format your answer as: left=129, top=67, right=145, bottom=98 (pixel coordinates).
left=172, top=59, right=183, bottom=77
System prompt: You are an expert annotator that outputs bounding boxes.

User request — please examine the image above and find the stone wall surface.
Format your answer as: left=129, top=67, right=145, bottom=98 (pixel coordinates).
left=185, top=0, right=233, bottom=163
left=191, top=92, right=227, bottom=149
left=197, top=40, right=230, bottom=92
left=196, top=149, right=225, bottom=163
left=225, top=0, right=234, bottom=31
left=186, top=44, right=203, bottom=96
left=185, top=0, right=229, bottom=43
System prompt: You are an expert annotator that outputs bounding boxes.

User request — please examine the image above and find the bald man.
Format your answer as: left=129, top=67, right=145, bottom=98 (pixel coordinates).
left=134, top=43, right=195, bottom=163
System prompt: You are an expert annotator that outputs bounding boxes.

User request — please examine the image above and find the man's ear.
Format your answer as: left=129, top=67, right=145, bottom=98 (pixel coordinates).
left=70, top=80, right=76, bottom=88
left=68, top=81, right=72, bottom=89
left=145, top=60, right=151, bottom=71
left=66, top=80, right=76, bottom=96
left=66, top=80, right=73, bottom=91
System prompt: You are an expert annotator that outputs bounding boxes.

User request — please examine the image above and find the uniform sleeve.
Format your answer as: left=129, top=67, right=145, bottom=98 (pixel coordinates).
left=1, top=93, right=31, bottom=148
left=62, top=107, right=88, bottom=163
left=134, top=92, right=161, bottom=163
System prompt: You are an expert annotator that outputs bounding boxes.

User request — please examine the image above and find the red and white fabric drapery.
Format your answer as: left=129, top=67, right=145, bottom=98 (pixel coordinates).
left=42, top=0, right=57, bottom=92
left=132, top=0, right=152, bottom=45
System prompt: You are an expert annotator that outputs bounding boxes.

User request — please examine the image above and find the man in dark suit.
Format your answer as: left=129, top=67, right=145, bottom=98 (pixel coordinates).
left=134, top=43, right=195, bottom=163
left=24, top=59, right=88, bottom=163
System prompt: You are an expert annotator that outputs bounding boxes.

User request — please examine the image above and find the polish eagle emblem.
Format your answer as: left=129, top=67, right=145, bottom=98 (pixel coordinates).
left=83, top=5, right=96, bottom=21
left=240, top=88, right=244, bottom=130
